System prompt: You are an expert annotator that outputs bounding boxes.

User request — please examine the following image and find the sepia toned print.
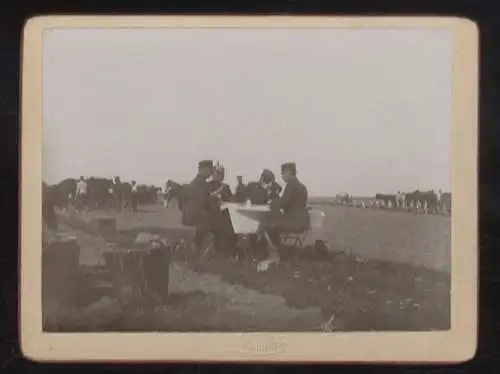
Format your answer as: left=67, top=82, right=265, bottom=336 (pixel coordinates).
left=21, top=16, right=477, bottom=363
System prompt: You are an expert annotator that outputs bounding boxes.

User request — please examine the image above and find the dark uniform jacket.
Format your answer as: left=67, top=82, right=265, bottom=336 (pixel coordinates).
left=207, top=180, right=233, bottom=203
left=267, top=176, right=309, bottom=231
left=269, top=181, right=283, bottom=201
left=247, top=181, right=282, bottom=205
left=247, top=182, right=269, bottom=205
left=233, top=183, right=248, bottom=203
left=182, top=174, right=216, bottom=227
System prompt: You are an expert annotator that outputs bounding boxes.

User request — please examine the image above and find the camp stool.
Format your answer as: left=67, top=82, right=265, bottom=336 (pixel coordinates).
left=280, top=208, right=326, bottom=249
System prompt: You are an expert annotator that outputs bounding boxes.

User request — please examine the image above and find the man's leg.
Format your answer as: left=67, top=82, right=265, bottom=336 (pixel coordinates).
left=256, top=224, right=281, bottom=272
left=194, top=215, right=215, bottom=254
left=211, top=209, right=235, bottom=255
left=76, top=194, right=83, bottom=212
left=193, top=226, right=209, bottom=252
left=116, top=194, right=122, bottom=212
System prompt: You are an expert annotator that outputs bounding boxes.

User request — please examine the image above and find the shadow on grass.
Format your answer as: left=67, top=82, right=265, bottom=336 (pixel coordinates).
left=109, top=226, right=451, bottom=331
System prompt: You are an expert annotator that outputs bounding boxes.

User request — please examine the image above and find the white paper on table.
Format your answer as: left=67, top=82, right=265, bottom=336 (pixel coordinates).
left=220, top=203, right=270, bottom=234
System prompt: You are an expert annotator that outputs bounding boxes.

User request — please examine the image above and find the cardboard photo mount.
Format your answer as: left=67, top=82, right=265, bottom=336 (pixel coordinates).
left=20, top=15, right=478, bottom=363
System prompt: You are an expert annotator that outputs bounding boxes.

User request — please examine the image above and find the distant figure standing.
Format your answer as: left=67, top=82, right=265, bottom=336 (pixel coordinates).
left=111, top=176, right=123, bottom=211
left=130, top=180, right=139, bottom=212
left=162, top=182, right=170, bottom=207
left=416, top=200, right=422, bottom=214
left=233, top=176, right=248, bottom=203
left=75, top=176, right=88, bottom=212
left=164, top=180, right=183, bottom=208
left=437, top=189, right=443, bottom=214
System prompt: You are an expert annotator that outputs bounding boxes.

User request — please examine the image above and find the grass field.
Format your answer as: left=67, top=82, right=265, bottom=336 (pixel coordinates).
left=47, top=202, right=451, bottom=332
left=84, top=202, right=451, bottom=271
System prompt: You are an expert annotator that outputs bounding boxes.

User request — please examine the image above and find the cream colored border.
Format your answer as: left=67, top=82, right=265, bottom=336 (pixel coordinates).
left=20, top=16, right=478, bottom=363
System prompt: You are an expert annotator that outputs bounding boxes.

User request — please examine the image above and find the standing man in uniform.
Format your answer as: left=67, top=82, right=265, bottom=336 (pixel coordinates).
left=182, top=160, right=218, bottom=252
left=257, top=162, right=309, bottom=272
left=208, top=163, right=233, bottom=203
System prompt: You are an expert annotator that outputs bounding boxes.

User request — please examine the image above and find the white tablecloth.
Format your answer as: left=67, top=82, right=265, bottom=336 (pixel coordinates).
left=220, top=203, right=270, bottom=234
left=220, top=203, right=326, bottom=242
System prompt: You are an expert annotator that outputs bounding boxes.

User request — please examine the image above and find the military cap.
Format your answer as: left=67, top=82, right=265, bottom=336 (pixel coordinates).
left=198, top=160, right=214, bottom=169
left=260, top=168, right=275, bottom=181
left=281, top=162, right=297, bottom=174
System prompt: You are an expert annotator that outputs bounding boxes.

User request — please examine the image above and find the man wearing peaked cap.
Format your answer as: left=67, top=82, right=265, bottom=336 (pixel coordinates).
left=281, top=162, right=297, bottom=175
left=181, top=159, right=217, bottom=252
left=198, top=160, right=214, bottom=170
left=261, top=169, right=283, bottom=202
left=257, top=161, right=309, bottom=272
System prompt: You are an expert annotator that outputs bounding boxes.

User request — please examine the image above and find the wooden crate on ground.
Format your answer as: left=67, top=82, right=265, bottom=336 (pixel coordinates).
left=103, top=243, right=171, bottom=308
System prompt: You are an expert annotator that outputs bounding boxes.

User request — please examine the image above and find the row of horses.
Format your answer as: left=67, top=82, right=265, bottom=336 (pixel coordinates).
left=47, top=178, right=451, bottom=216
left=50, top=178, right=160, bottom=210
left=336, top=191, right=452, bottom=215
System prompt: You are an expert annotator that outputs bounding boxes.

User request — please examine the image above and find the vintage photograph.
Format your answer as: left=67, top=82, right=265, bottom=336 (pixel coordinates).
left=21, top=16, right=478, bottom=363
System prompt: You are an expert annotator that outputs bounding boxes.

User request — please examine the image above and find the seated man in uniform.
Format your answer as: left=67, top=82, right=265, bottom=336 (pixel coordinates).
left=263, top=169, right=283, bottom=202
left=257, top=162, right=309, bottom=272
left=247, top=169, right=282, bottom=205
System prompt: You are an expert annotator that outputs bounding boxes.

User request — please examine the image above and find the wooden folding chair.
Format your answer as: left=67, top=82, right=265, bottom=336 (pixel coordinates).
left=280, top=228, right=310, bottom=249
left=280, top=214, right=311, bottom=249
left=280, top=208, right=326, bottom=249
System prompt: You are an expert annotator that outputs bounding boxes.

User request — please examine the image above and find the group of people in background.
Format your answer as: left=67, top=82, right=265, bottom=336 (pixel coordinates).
left=65, top=176, right=143, bottom=213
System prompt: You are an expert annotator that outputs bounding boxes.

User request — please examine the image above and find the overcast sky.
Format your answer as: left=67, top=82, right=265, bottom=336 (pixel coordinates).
left=43, top=27, right=452, bottom=196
